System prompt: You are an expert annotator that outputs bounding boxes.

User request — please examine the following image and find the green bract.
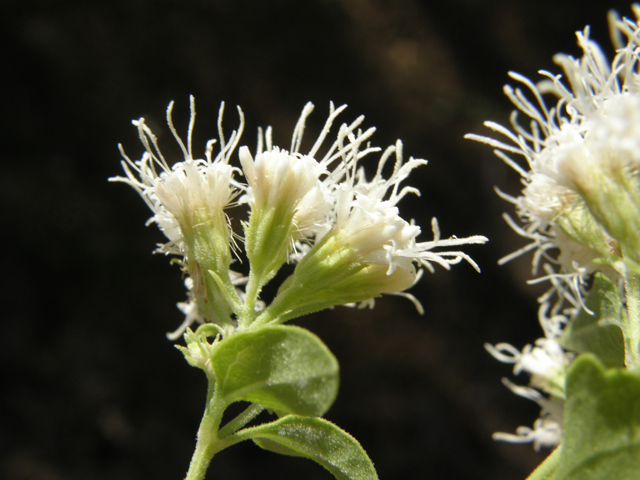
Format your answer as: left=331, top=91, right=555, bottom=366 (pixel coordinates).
left=553, top=200, right=612, bottom=260
left=576, top=170, right=640, bottom=266
left=560, top=273, right=626, bottom=369
left=211, top=325, right=339, bottom=416
left=254, top=233, right=414, bottom=326
left=243, top=205, right=295, bottom=307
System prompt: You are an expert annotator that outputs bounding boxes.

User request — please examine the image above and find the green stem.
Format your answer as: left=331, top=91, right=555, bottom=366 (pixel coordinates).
left=185, top=430, right=217, bottom=480
left=251, top=301, right=281, bottom=328
left=242, top=270, right=261, bottom=325
left=624, top=268, right=640, bottom=369
left=184, top=375, right=227, bottom=480
left=218, top=403, right=265, bottom=439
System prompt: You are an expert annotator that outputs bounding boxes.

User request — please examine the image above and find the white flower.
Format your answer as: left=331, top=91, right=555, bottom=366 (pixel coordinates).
left=330, top=140, right=488, bottom=279
left=466, top=13, right=640, bottom=451
left=239, top=146, right=331, bottom=240
left=111, top=96, right=246, bottom=333
left=237, top=101, right=488, bottom=317
left=465, top=7, right=640, bottom=297
left=110, top=96, right=244, bottom=255
left=247, top=109, right=487, bottom=324
left=486, top=295, right=574, bottom=448
left=115, top=98, right=488, bottom=330
left=487, top=338, right=565, bottom=387
left=486, top=302, right=572, bottom=394
left=240, top=102, right=379, bottom=248
left=493, top=379, right=564, bottom=451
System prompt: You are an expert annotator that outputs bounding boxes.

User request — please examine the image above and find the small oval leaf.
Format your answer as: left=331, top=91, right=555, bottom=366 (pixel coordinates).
left=211, top=325, right=339, bottom=416
left=241, top=415, right=379, bottom=480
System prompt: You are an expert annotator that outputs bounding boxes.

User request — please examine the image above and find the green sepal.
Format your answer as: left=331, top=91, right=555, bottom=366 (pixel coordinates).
left=211, top=325, right=339, bottom=416
left=207, top=269, right=243, bottom=315
left=546, top=354, right=640, bottom=480
left=244, top=205, right=293, bottom=289
left=189, top=212, right=232, bottom=274
left=576, top=169, right=640, bottom=265
left=554, top=200, right=611, bottom=259
left=625, top=258, right=640, bottom=275
left=559, top=273, right=625, bottom=368
left=238, top=415, right=379, bottom=480
left=254, top=234, right=413, bottom=326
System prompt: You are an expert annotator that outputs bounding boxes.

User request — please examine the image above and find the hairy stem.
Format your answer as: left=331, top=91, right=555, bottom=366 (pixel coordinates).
left=184, top=375, right=227, bottom=480
left=218, top=403, right=266, bottom=439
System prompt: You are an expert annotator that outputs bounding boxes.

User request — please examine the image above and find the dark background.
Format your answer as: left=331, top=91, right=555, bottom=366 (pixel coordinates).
left=2, top=1, right=632, bottom=479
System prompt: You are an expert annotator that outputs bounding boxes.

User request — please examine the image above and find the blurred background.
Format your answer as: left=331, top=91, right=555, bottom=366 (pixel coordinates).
left=2, top=1, right=634, bottom=479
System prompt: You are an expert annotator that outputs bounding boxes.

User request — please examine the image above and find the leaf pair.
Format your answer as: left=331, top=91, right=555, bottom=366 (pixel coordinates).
left=209, top=325, right=378, bottom=480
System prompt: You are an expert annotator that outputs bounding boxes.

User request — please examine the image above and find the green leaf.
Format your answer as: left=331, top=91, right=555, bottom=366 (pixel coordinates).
left=559, top=273, right=625, bottom=368
left=548, top=354, right=640, bottom=480
left=211, top=325, right=339, bottom=416
left=240, top=415, right=378, bottom=480
left=526, top=447, right=561, bottom=480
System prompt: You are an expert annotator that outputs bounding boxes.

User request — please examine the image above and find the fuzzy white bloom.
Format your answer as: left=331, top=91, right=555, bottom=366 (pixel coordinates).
left=243, top=104, right=487, bottom=323
left=241, top=101, right=487, bottom=282
left=238, top=102, right=375, bottom=244
left=486, top=302, right=572, bottom=393
left=468, top=8, right=640, bottom=450
left=486, top=299, right=573, bottom=448
left=493, top=379, right=564, bottom=451
left=110, top=96, right=244, bottom=255
left=487, top=339, right=566, bottom=388
left=111, top=96, right=247, bottom=335
left=549, top=94, right=640, bottom=189
left=332, top=141, right=487, bottom=278
left=465, top=7, right=640, bottom=298
left=239, top=147, right=331, bottom=238
left=115, top=98, right=488, bottom=330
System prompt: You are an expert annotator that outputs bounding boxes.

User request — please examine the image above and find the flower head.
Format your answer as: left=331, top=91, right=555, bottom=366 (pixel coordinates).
left=238, top=101, right=365, bottom=245
left=493, top=379, right=564, bottom=451
left=110, top=96, right=244, bottom=258
left=239, top=146, right=331, bottom=238
left=330, top=141, right=487, bottom=278
left=468, top=5, right=640, bottom=450
left=114, top=98, right=487, bottom=332
left=110, top=96, right=246, bottom=334
left=486, top=302, right=573, bottom=397
left=465, top=7, right=640, bottom=300
left=251, top=132, right=488, bottom=325
left=485, top=302, right=570, bottom=450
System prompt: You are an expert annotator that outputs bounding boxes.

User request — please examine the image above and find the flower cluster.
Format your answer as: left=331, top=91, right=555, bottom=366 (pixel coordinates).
left=467, top=6, right=640, bottom=448
left=112, top=97, right=487, bottom=338
left=485, top=303, right=572, bottom=450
